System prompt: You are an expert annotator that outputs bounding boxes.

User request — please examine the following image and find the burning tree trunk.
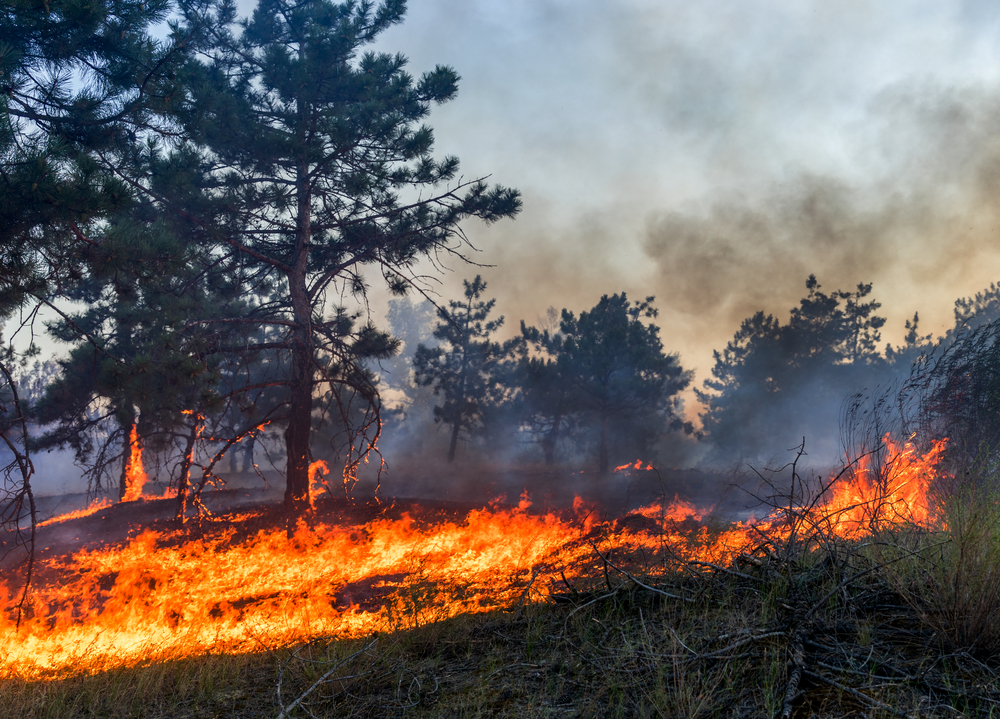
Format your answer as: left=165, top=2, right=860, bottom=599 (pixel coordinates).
left=175, top=413, right=203, bottom=522
left=119, top=419, right=147, bottom=502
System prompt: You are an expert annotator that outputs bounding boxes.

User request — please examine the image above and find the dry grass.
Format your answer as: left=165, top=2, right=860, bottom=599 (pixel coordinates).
left=9, top=467, right=1000, bottom=718
left=6, top=533, right=1000, bottom=719
left=877, top=476, right=1000, bottom=658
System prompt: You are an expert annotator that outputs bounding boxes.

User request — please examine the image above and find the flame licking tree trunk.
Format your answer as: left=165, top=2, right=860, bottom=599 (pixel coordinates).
left=285, top=183, right=314, bottom=513
left=120, top=421, right=147, bottom=502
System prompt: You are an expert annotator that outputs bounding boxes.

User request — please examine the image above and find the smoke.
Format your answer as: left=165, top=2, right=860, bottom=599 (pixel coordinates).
left=642, top=83, right=1000, bottom=395
left=362, top=2, right=1000, bottom=397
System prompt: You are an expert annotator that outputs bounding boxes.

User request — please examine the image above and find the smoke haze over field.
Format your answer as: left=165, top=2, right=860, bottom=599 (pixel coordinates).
left=338, top=0, right=1000, bottom=413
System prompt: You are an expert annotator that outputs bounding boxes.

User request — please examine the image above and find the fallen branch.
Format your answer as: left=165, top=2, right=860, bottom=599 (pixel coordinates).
left=589, top=542, right=695, bottom=603
left=803, top=668, right=916, bottom=719
left=276, top=636, right=379, bottom=719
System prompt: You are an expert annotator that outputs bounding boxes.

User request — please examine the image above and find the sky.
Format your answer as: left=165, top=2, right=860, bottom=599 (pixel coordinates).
left=336, top=0, right=1000, bottom=420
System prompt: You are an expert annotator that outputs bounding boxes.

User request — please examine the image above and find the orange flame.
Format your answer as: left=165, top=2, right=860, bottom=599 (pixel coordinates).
left=308, top=460, right=330, bottom=507
left=614, top=459, right=654, bottom=472
left=37, top=499, right=112, bottom=528
left=2, top=435, right=950, bottom=679
left=817, top=435, right=945, bottom=536
left=2, top=501, right=585, bottom=678
left=120, top=425, right=147, bottom=503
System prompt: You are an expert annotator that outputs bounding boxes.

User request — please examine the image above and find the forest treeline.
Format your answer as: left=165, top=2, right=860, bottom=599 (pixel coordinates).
left=368, top=274, right=1000, bottom=473
left=3, top=0, right=1000, bottom=542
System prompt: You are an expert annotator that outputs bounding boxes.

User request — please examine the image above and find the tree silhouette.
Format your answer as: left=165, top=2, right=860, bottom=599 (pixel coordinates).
left=699, top=275, right=887, bottom=462
left=521, top=294, right=693, bottom=473
left=413, top=276, right=507, bottom=462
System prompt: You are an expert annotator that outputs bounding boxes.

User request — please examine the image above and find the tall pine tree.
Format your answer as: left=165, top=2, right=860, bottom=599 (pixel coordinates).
left=131, top=0, right=521, bottom=512
left=413, top=276, right=507, bottom=462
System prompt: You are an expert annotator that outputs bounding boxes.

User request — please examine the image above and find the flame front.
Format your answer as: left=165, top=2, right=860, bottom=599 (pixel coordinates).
left=3, top=435, right=949, bottom=679
left=120, top=425, right=147, bottom=503
left=3, top=503, right=582, bottom=678
left=37, top=499, right=112, bottom=528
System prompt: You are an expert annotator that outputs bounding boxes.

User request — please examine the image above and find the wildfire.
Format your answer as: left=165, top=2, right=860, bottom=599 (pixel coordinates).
left=3, top=500, right=587, bottom=678
left=308, top=459, right=330, bottom=507
left=818, top=436, right=946, bottom=536
left=37, top=499, right=112, bottom=528
left=2, top=435, right=949, bottom=680
left=614, top=459, right=655, bottom=472
left=120, top=425, right=148, bottom=502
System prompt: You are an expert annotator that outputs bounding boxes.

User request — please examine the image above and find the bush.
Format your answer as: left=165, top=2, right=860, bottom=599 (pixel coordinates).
left=881, top=475, right=1000, bottom=656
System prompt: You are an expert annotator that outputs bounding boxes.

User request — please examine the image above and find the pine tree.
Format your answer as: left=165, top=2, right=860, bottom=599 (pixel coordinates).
left=516, top=320, right=576, bottom=465
left=413, top=276, right=507, bottom=462
left=130, top=0, right=520, bottom=512
left=1, top=0, right=187, bottom=314
left=539, top=294, right=692, bottom=474
left=698, top=276, right=888, bottom=462
left=32, top=223, right=240, bottom=505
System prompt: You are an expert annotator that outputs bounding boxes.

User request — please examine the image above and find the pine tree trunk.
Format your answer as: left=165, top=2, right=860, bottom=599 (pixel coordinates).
left=598, top=414, right=610, bottom=474
left=284, top=160, right=313, bottom=516
left=447, top=420, right=460, bottom=463
left=118, top=419, right=133, bottom=501
left=543, top=412, right=561, bottom=465
left=285, top=336, right=313, bottom=512
left=175, top=423, right=198, bottom=523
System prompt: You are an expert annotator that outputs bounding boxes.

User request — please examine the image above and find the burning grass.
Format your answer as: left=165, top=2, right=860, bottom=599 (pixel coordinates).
left=7, top=437, right=1000, bottom=716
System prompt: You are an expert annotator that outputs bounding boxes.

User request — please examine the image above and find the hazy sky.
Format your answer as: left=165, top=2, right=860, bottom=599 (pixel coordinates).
left=333, top=0, right=1000, bottom=417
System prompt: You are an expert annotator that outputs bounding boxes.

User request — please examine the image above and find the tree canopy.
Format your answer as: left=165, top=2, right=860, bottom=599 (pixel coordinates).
left=698, top=275, right=887, bottom=462
left=520, top=293, right=692, bottom=473
left=113, top=0, right=522, bottom=512
left=413, top=276, right=507, bottom=462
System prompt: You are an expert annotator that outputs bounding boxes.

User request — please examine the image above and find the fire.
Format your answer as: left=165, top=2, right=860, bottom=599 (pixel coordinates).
left=614, top=459, right=655, bottom=472
left=2, top=435, right=950, bottom=680
left=2, top=501, right=587, bottom=678
left=818, top=435, right=946, bottom=536
left=308, top=459, right=330, bottom=506
left=120, top=425, right=147, bottom=502
left=37, top=499, right=112, bottom=528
